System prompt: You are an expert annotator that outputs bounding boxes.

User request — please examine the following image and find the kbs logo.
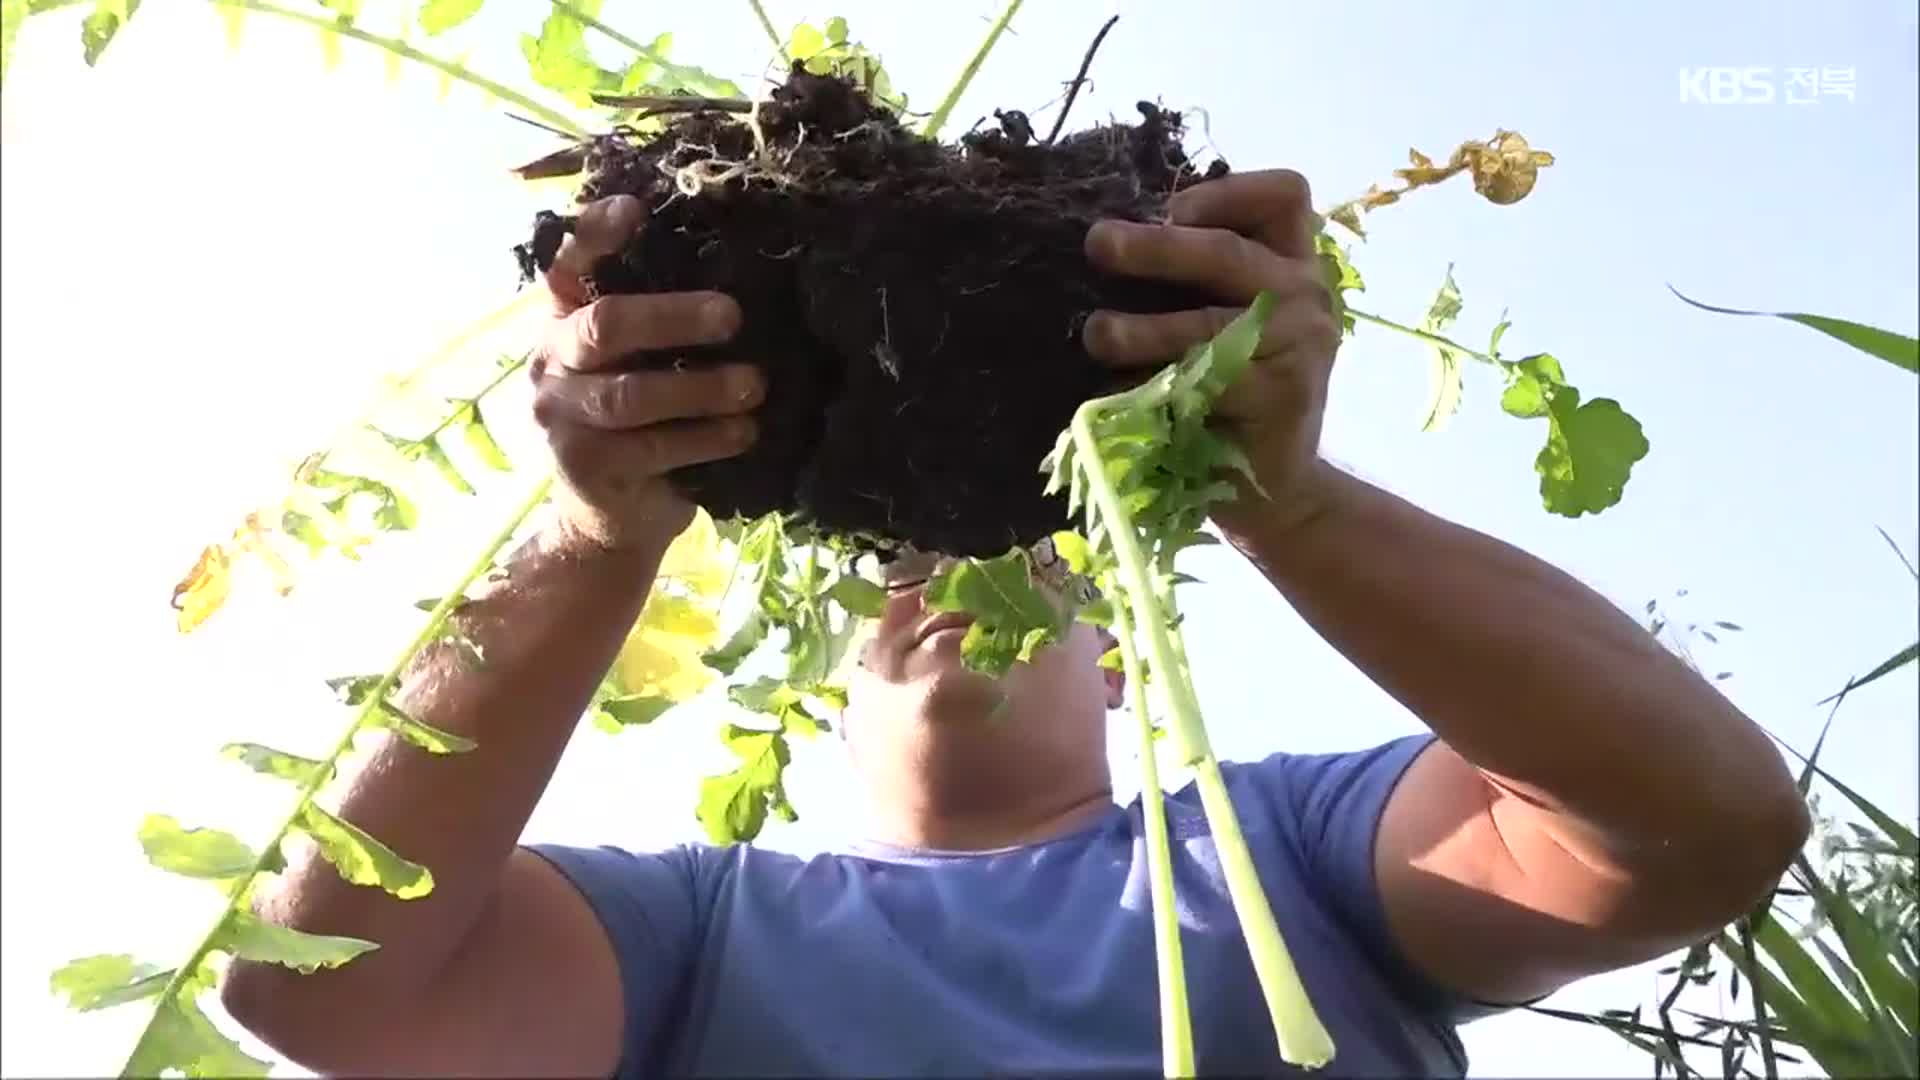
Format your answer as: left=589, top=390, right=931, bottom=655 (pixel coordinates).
left=1679, top=67, right=1775, bottom=104
left=1679, top=66, right=1857, bottom=105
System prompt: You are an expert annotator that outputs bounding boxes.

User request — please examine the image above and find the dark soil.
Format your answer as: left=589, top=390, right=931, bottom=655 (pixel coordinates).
left=515, top=65, right=1227, bottom=557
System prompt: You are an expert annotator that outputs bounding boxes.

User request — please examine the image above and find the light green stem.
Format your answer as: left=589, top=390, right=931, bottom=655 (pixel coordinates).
left=1348, top=306, right=1501, bottom=367
left=920, top=0, right=1023, bottom=141
left=1068, top=405, right=1335, bottom=1069
left=1110, top=601, right=1195, bottom=1077
left=744, top=0, right=789, bottom=63
left=210, top=0, right=588, bottom=137
left=1191, top=754, right=1336, bottom=1069
left=119, top=472, right=557, bottom=1077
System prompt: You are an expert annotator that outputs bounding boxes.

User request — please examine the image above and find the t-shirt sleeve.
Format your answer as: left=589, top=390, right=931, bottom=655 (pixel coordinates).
left=525, top=842, right=704, bottom=1079
left=1236, top=733, right=1504, bottom=1025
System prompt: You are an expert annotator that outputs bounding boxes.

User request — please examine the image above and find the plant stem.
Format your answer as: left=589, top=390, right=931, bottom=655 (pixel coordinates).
left=1191, top=753, right=1336, bottom=1069
left=1070, top=406, right=1207, bottom=764
left=1110, top=600, right=1195, bottom=1078
left=120, top=472, right=557, bottom=1077
left=210, top=0, right=587, bottom=137
left=920, top=0, right=1023, bottom=141
left=551, top=0, right=737, bottom=95
left=1067, top=405, right=1334, bottom=1069
left=744, top=0, right=788, bottom=64
left=408, top=354, right=527, bottom=445
left=1738, top=915, right=1781, bottom=1080
left=1347, top=306, right=1501, bottom=367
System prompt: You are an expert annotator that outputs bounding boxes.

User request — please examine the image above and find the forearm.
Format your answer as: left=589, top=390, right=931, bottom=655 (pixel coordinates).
left=227, top=521, right=664, bottom=1010
left=1224, top=461, right=1804, bottom=865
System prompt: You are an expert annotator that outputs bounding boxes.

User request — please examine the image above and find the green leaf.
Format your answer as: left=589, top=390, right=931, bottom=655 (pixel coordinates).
left=1536, top=393, right=1649, bottom=517
left=1314, top=231, right=1364, bottom=336
left=308, top=466, right=418, bottom=531
left=787, top=22, right=826, bottom=60
left=138, top=814, right=257, bottom=881
left=1751, top=910, right=1876, bottom=1049
left=696, top=726, right=795, bottom=844
left=826, top=574, right=886, bottom=618
left=459, top=402, right=512, bottom=471
left=221, top=742, right=328, bottom=785
left=295, top=803, right=433, bottom=899
left=1501, top=357, right=1647, bottom=516
left=1174, top=292, right=1274, bottom=415
left=80, top=0, right=139, bottom=68
left=825, top=15, right=848, bottom=42
left=1500, top=353, right=1566, bottom=419
left=280, top=509, right=329, bottom=556
left=370, top=699, right=477, bottom=754
left=327, top=673, right=384, bottom=705
left=703, top=608, right=768, bottom=676
left=1794, top=862, right=1920, bottom=1062
left=1715, top=931, right=1871, bottom=1077
left=1, top=0, right=28, bottom=87
left=923, top=550, right=1066, bottom=676
left=1671, top=287, right=1919, bottom=375
left=520, top=1, right=618, bottom=106
left=420, top=439, right=475, bottom=495
left=216, top=909, right=378, bottom=973
left=49, top=955, right=170, bottom=1012
left=1817, top=642, right=1919, bottom=705
left=124, top=984, right=272, bottom=1079
left=598, top=693, right=675, bottom=726
left=1417, top=265, right=1467, bottom=432
left=418, top=0, right=484, bottom=34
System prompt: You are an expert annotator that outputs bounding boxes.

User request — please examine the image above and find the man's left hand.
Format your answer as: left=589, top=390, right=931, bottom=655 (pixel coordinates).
left=1082, top=169, right=1341, bottom=534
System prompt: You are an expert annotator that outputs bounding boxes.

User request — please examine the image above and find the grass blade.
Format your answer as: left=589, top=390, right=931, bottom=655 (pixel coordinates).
left=1669, top=286, right=1919, bottom=375
left=1815, top=642, right=1918, bottom=705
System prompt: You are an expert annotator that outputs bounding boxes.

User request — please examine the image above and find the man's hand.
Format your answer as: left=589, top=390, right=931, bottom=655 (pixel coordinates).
left=1082, top=170, right=1341, bottom=533
left=536, top=194, right=767, bottom=554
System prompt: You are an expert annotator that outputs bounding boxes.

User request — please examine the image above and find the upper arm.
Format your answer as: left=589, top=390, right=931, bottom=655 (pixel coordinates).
left=349, top=845, right=698, bottom=1079
left=1374, top=739, right=1727, bottom=1007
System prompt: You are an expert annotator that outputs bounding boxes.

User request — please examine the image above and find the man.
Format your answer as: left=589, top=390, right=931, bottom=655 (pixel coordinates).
left=222, top=170, right=1809, bottom=1077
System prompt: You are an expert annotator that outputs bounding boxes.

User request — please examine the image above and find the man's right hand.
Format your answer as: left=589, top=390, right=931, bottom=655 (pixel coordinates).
left=535, top=194, right=766, bottom=554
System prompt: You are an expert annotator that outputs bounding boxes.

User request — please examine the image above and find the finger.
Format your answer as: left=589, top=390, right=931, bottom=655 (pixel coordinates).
left=1166, top=169, right=1314, bottom=258
left=551, top=414, right=759, bottom=485
left=1086, top=219, right=1294, bottom=302
left=546, top=195, right=644, bottom=312
left=1083, top=259, right=1327, bottom=367
left=535, top=363, right=764, bottom=431
left=1212, top=296, right=1342, bottom=416
left=559, top=291, right=743, bottom=373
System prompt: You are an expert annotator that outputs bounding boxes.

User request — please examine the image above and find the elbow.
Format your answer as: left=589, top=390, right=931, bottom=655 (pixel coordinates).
left=220, top=960, right=312, bottom=1063
left=221, top=959, right=374, bottom=1076
left=1695, top=774, right=1813, bottom=921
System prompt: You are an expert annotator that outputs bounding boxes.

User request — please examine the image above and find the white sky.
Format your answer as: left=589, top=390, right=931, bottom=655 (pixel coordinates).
left=2, top=2, right=1915, bottom=1077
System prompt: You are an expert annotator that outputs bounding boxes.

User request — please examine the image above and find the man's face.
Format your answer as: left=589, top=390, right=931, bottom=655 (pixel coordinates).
left=841, top=543, right=1123, bottom=732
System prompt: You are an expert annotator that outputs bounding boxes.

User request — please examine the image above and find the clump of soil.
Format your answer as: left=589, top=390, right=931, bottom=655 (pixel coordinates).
left=516, top=65, right=1226, bottom=557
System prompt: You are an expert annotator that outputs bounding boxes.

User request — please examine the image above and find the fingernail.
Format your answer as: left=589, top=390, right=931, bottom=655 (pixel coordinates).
left=732, top=366, right=764, bottom=404
left=1087, top=220, right=1132, bottom=259
left=1084, top=311, right=1115, bottom=352
left=703, top=296, right=739, bottom=337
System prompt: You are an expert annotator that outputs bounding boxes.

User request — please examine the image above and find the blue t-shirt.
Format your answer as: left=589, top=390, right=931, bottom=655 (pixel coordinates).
left=532, top=734, right=1490, bottom=1077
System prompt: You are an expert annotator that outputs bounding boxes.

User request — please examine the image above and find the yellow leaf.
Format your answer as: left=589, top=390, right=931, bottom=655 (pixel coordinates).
left=655, top=511, right=729, bottom=598
left=233, top=514, right=297, bottom=598
left=1357, top=183, right=1400, bottom=210
left=1461, top=130, right=1554, bottom=205
left=613, top=594, right=720, bottom=701
left=171, top=545, right=232, bottom=633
